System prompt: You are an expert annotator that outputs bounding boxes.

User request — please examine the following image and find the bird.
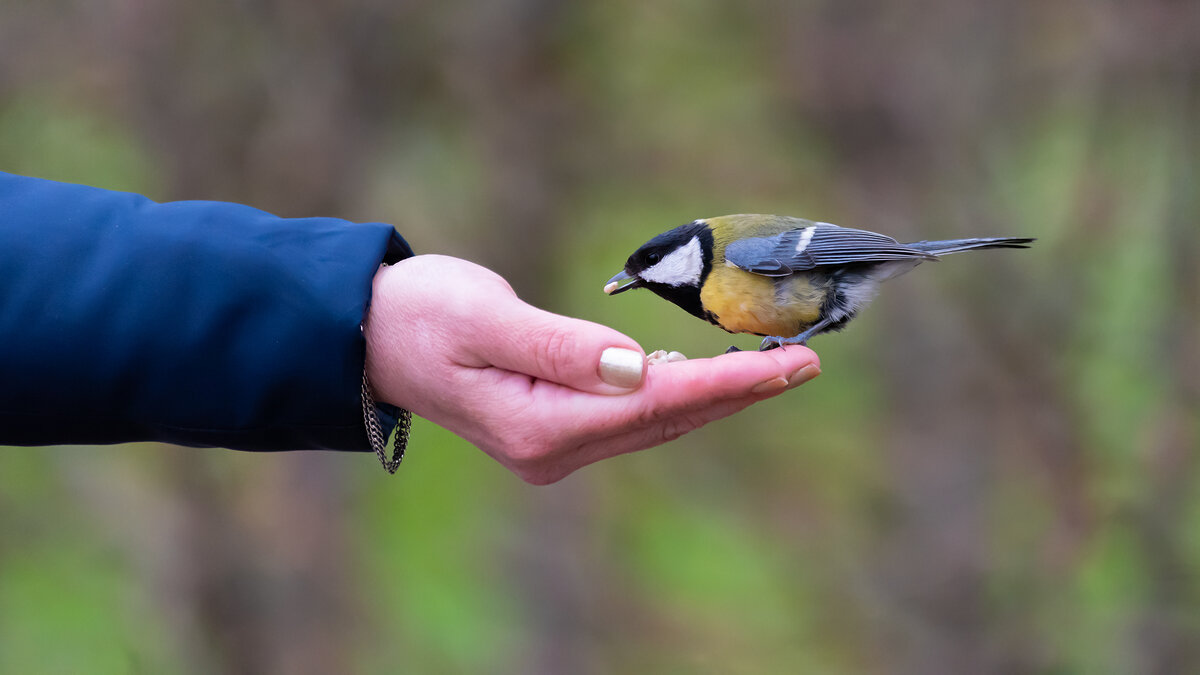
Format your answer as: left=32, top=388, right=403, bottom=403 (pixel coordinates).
left=604, top=214, right=1033, bottom=350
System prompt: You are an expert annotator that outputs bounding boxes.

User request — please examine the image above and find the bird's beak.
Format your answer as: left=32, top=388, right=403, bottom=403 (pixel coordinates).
left=604, top=269, right=642, bottom=295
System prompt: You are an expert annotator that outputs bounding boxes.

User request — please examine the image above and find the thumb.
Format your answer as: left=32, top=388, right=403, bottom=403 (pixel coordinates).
left=472, top=301, right=647, bottom=395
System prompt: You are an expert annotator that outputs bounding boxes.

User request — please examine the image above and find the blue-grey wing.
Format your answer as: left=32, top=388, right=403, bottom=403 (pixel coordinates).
left=724, top=223, right=936, bottom=277
left=722, top=236, right=794, bottom=275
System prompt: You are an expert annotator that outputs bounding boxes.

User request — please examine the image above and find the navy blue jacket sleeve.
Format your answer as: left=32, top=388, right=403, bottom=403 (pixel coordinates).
left=0, top=172, right=413, bottom=451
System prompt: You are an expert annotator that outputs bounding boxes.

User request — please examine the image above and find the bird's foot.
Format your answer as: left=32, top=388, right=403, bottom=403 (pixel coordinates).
left=725, top=345, right=743, bottom=354
left=759, top=335, right=809, bottom=351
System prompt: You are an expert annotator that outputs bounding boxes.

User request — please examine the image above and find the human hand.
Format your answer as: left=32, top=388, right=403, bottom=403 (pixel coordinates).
left=363, top=255, right=821, bottom=484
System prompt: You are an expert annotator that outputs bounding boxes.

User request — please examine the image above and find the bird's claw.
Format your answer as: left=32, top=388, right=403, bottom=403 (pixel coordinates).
left=759, top=335, right=808, bottom=351
left=758, top=337, right=782, bottom=351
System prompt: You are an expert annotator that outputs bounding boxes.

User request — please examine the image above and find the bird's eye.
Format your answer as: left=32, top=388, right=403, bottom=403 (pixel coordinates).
left=646, top=252, right=662, bottom=265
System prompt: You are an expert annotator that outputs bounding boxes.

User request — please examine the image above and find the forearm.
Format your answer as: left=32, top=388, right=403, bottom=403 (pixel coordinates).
left=0, top=172, right=412, bottom=450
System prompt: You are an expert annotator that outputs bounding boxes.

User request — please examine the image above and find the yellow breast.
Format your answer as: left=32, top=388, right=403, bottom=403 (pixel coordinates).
left=700, top=264, right=825, bottom=337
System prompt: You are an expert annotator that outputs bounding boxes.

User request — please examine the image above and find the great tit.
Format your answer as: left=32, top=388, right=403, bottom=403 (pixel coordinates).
left=604, top=215, right=1033, bottom=350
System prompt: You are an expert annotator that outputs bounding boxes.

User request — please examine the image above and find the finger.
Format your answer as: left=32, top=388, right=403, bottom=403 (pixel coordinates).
left=616, top=345, right=820, bottom=418
left=541, top=345, right=821, bottom=437
left=550, top=393, right=768, bottom=480
left=465, top=299, right=648, bottom=395
left=461, top=345, right=821, bottom=484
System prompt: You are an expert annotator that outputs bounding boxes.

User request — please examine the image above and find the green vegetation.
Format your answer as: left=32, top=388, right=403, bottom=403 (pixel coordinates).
left=1, top=1, right=1196, bottom=672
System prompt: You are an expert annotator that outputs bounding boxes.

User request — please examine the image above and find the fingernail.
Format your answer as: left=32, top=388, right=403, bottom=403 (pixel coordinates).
left=599, top=347, right=645, bottom=389
left=751, top=376, right=789, bottom=395
left=787, top=364, right=821, bottom=389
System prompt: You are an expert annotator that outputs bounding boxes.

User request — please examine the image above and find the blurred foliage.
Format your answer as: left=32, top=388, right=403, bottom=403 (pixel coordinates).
left=1, top=1, right=1198, bottom=673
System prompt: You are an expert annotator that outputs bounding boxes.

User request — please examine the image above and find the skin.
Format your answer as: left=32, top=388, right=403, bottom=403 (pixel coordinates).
left=363, top=255, right=822, bottom=485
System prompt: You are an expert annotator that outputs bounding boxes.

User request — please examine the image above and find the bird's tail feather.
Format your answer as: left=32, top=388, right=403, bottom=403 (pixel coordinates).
left=907, top=237, right=1034, bottom=256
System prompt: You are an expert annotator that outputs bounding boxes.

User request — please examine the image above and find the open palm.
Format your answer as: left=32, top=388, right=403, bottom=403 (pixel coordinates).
left=365, top=255, right=821, bottom=484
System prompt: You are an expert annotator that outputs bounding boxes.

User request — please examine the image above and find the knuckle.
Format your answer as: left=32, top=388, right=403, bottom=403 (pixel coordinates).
left=494, top=430, right=553, bottom=466
left=490, top=431, right=573, bottom=485
left=635, top=404, right=669, bottom=428
left=657, top=416, right=702, bottom=444
left=504, top=440, right=548, bottom=465
left=535, top=326, right=576, bottom=381
left=516, top=466, right=564, bottom=486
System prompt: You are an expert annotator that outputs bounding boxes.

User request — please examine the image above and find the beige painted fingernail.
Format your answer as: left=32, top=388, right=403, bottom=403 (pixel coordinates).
left=787, top=364, right=821, bottom=388
left=599, top=347, right=645, bottom=389
left=751, top=376, right=789, bottom=394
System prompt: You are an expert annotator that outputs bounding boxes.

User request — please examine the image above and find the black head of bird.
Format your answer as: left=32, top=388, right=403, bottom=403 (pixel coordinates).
left=604, top=214, right=1033, bottom=351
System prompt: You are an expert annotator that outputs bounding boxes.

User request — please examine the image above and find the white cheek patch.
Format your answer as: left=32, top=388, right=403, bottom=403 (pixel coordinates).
left=640, top=236, right=703, bottom=287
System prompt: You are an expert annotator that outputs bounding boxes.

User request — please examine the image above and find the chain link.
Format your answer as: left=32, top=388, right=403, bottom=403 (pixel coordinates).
left=362, top=369, right=410, bottom=474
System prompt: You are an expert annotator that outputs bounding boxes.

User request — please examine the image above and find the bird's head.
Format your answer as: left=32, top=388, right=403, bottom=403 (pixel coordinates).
left=604, top=220, right=714, bottom=320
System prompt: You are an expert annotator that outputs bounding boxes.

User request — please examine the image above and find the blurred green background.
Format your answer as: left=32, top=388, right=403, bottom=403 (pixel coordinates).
left=1, top=1, right=1198, bottom=673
